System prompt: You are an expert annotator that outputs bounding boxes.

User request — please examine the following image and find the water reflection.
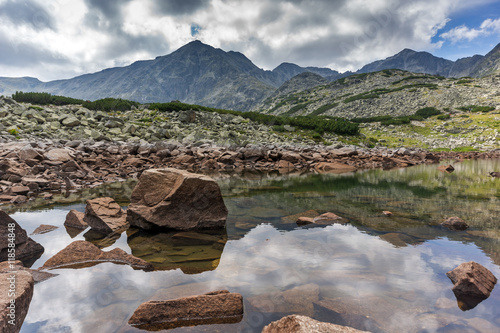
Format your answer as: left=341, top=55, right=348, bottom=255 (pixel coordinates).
left=11, top=158, right=500, bottom=332
left=127, top=228, right=227, bottom=274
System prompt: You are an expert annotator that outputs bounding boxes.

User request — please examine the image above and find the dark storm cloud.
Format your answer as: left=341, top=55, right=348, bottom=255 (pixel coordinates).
left=153, top=0, right=208, bottom=16
left=82, top=0, right=169, bottom=59
left=0, top=0, right=55, bottom=30
left=83, top=0, right=133, bottom=31
left=0, top=33, right=67, bottom=67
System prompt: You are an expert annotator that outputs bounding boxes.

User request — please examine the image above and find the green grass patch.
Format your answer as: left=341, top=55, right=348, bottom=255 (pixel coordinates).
left=457, top=105, right=495, bottom=113
left=309, top=103, right=338, bottom=116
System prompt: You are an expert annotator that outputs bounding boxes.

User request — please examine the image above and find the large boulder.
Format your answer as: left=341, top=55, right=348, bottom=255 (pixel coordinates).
left=83, top=197, right=128, bottom=234
left=127, top=168, right=228, bottom=230
left=446, top=261, right=497, bottom=310
left=0, top=210, right=44, bottom=266
left=0, top=270, right=34, bottom=333
left=41, top=240, right=153, bottom=271
left=128, top=290, right=243, bottom=330
left=262, top=315, right=370, bottom=333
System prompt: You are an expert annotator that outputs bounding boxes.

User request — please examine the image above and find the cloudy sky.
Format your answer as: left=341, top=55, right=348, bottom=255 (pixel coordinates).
left=1, top=0, right=499, bottom=81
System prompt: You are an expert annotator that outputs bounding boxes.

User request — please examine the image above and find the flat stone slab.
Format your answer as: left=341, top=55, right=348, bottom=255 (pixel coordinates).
left=31, top=224, right=58, bottom=235
left=128, top=290, right=243, bottom=330
left=41, top=240, right=153, bottom=271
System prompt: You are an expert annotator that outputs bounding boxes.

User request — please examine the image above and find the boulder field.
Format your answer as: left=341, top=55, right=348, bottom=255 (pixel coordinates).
left=1, top=138, right=499, bottom=204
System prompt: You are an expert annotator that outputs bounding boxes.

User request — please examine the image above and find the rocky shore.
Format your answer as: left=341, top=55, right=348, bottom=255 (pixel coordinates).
left=1, top=136, right=499, bottom=204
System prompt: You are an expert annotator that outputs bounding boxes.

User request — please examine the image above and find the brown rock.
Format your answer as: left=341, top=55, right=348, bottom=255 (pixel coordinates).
left=127, top=168, right=228, bottom=231
left=128, top=290, right=243, bottom=330
left=84, top=197, right=128, bottom=234
left=171, top=154, right=196, bottom=165
left=0, top=270, right=34, bottom=333
left=0, top=210, right=28, bottom=248
left=0, top=261, right=57, bottom=283
left=277, top=160, right=294, bottom=169
left=442, top=216, right=469, bottom=231
left=281, top=151, right=303, bottom=164
left=18, top=146, right=43, bottom=161
left=438, top=164, right=455, bottom=173
left=446, top=261, right=497, bottom=310
left=296, top=217, right=315, bottom=226
left=41, top=240, right=153, bottom=271
left=10, top=185, right=30, bottom=195
left=262, top=315, right=370, bottom=333
left=44, top=148, right=73, bottom=162
left=0, top=195, right=16, bottom=202
left=31, top=224, right=58, bottom=235
left=9, top=195, right=28, bottom=204
left=281, top=210, right=319, bottom=224
left=0, top=210, right=44, bottom=265
left=313, top=212, right=343, bottom=224
left=314, top=162, right=357, bottom=173
left=64, top=209, right=88, bottom=229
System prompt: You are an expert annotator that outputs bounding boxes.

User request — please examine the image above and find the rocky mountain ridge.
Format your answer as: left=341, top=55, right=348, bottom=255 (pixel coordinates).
left=0, top=41, right=499, bottom=112
left=258, top=69, right=500, bottom=119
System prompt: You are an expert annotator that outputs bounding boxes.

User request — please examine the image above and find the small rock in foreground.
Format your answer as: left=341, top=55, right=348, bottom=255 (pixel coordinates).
left=446, top=261, right=497, bottom=311
left=128, top=290, right=243, bottom=330
left=262, top=315, right=371, bottom=333
left=0, top=270, right=34, bottom=333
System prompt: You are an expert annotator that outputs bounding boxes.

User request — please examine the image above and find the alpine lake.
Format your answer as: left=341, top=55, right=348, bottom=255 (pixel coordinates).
left=7, top=158, right=500, bottom=333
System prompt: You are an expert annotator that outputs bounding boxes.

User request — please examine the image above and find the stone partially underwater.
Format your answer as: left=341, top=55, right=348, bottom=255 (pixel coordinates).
left=127, top=168, right=228, bottom=231
left=128, top=290, right=243, bottom=330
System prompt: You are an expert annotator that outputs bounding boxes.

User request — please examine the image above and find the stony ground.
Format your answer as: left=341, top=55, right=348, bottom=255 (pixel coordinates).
left=1, top=96, right=499, bottom=206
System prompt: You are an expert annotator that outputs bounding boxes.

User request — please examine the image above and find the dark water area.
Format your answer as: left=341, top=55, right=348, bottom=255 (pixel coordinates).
left=10, top=158, right=500, bottom=332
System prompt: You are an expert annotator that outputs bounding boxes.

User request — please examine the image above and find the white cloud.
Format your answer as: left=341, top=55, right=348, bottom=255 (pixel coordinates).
left=440, top=17, right=500, bottom=43
left=0, top=0, right=498, bottom=80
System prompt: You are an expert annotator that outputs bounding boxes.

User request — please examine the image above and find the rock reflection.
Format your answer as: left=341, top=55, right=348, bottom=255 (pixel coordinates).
left=127, top=228, right=227, bottom=274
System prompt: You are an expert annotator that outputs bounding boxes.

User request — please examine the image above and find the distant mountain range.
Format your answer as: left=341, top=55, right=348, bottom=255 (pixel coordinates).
left=0, top=40, right=499, bottom=111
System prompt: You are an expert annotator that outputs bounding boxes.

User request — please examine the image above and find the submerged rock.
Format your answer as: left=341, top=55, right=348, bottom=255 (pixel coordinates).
left=438, top=164, right=455, bottom=173
left=0, top=270, right=34, bottom=333
left=128, top=290, right=243, bottom=330
left=41, top=240, right=153, bottom=271
left=31, top=224, right=58, bottom=235
left=442, top=216, right=469, bottom=231
left=446, top=261, right=497, bottom=311
left=262, top=315, right=371, bottom=333
left=127, top=168, right=228, bottom=231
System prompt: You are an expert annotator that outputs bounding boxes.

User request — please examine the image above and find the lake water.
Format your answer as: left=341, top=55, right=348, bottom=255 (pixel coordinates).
left=10, top=158, right=500, bottom=332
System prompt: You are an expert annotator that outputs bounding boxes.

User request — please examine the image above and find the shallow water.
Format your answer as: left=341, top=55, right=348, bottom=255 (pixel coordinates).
left=11, top=158, right=500, bottom=332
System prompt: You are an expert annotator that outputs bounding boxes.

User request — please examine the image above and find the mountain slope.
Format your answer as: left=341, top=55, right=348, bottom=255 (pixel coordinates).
left=0, top=41, right=338, bottom=111
left=257, top=69, right=500, bottom=118
left=358, top=49, right=455, bottom=76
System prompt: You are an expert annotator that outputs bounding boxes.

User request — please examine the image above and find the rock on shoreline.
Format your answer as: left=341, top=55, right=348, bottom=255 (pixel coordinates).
left=1, top=137, right=498, bottom=204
